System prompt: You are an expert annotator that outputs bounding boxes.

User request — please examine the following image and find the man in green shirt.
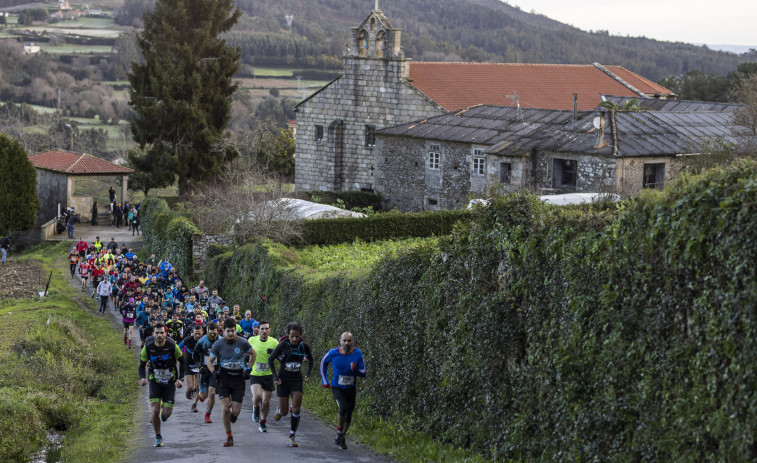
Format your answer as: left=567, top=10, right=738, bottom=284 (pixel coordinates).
left=248, top=320, right=279, bottom=432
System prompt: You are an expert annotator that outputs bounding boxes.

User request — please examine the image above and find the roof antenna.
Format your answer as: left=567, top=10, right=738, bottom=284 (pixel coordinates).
left=504, top=91, right=526, bottom=128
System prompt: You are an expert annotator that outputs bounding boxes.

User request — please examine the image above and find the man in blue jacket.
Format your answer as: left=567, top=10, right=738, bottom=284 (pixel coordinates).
left=319, top=332, right=367, bottom=450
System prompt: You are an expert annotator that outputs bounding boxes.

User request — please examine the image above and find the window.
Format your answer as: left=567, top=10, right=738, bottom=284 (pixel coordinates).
left=428, top=144, right=440, bottom=170
left=315, top=125, right=323, bottom=142
left=427, top=198, right=438, bottom=206
left=358, top=30, right=368, bottom=56
left=643, top=163, right=665, bottom=190
left=472, top=149, right=486, bottom=176
left=365, top=125, right=376, bottom=147
left=376, top=31, right=385, bottom=57
left=552, top=159, right=577, bottom=188
left=500, top=162, right=512, bottom=184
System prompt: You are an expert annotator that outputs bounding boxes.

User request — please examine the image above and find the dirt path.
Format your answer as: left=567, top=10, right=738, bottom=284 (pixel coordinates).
left=62, top=234, right=394, bottom=463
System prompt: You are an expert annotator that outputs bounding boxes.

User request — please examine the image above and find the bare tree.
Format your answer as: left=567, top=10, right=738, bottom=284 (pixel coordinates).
left=185, top=156, right=303, bottom=244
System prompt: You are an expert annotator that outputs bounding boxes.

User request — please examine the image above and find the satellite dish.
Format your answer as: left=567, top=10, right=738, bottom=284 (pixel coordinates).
left=593, top=116, right=602, bottom=129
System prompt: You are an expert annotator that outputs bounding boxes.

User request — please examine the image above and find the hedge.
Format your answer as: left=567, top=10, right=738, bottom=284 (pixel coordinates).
left=299, top=209, right=474, bottom=245
left=140, top=196, right=199, bottom=276
left=202, top=159, right=757, bottom=461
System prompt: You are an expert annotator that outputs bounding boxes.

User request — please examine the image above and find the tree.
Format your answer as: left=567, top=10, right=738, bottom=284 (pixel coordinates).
left=128, top=0, right=242, bottom=195
left=126, top=147, right=175, bottom=196
left=0, top=134, right=40, bottom=232
left=731, top=73, right=757, bottom=138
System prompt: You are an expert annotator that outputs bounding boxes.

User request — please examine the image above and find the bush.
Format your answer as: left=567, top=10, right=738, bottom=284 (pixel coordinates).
left=299, top=209, right=474, bottom=245
left=140, top=196, right=199, bottom=276
left=202, top=159, right=757, bottom=461
left=0, top=134, right=40, bottom=232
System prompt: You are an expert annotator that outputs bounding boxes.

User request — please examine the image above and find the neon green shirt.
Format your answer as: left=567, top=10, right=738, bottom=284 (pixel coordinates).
left=248, top=335, right=280, bottom=376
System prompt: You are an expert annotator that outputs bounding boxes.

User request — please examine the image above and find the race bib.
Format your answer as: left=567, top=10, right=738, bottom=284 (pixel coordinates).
left=127, top=312, right=134, bottom=319
left=153, top=368, right=172, bottom=384
left=256, top=362, right=270, bottom=372
left=190, top=367, right=200, bottom=373
left=338, top=375, right=355, bottom=386
left=284, top=362, right=301, bottom=372
left=224, top=361, right=243, bottom=370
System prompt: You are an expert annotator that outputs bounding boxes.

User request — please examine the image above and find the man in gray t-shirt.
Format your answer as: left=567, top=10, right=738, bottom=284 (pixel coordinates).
left=206, top=289, right=224, bottom=319
left=207, top=318, right=255, bottom=447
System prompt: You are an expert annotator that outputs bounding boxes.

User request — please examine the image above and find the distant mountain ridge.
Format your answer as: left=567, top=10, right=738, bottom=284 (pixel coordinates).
left=232, top=0, right=754, bottom=82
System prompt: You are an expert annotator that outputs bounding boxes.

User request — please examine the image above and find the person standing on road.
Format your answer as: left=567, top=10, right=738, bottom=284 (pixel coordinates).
left=96, top=277, right=112, bottom=314
left=66, top=214, right=75, bottom=239
left=68, top=249, right=79, bottom=277
left=320, top=332, right=367, bottom=450
left=1, top=234, right=11, bottom=264
left=269, top=322, right=313, bottom=448
left=248, top=320, right=278, bottom=433
left=194, top=322, right=220, bottom=423
left=138, top=322, right=185, bottom=447
left=207, top=318, right=254, bottom=447
left=132, top=211, right=140, bottom=236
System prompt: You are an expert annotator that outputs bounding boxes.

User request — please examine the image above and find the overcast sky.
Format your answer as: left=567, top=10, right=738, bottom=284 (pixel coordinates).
left=508, top=0, right=756, bottom=47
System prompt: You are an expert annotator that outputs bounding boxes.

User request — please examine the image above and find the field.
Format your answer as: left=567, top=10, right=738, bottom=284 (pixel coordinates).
left=38, top=43, right=114, bottom=54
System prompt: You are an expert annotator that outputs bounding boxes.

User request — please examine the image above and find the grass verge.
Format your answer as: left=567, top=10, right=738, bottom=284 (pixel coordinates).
left=0, top=242, right=139, bottom=462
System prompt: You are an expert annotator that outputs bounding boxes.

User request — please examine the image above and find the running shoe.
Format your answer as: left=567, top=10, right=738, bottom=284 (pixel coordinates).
left=259, top=422, right=267, bottom=433
left=191, top=403, right=198, bottom=413
left=252, top=406, right=260, bottom=423
left=224, top=437, right=234, bottom=447
left=288, top=436, right=298, bottom=447
left=274, top=407, right=282, bottom=421
left=154, top=437, right=163, bottom=447
left=338, top=435, right=348, bottom=450
left=204, top=413, right=212, bottom=423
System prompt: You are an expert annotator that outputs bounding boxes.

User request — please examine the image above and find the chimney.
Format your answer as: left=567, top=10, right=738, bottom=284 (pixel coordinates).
left=573, top=93, right=578, bottom=120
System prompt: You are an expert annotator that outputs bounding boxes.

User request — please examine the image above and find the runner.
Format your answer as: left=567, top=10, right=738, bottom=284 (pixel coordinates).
left=239, top=310, right=256, bottom=338
left=75, top=237, right=88, bottom=259
left=138, top=322, right=186, bottom=447
left=68, top=249, right=79, bottom=278
left=78, top=258, right=91, bottom=292
left=320, top=332, right=367, bottom=450
left=269, top=322, right=313, bottom=447
left=96, top=276, right=111, bottom=314
left=248, top=320, right=278, bottom=432
left=194, top=322, right=220, bottom=423
left=207, top=318, right=254, bottom=447
left=121, top=297, right=137, bottom=348
left=179, top=324, right=204, bottom=411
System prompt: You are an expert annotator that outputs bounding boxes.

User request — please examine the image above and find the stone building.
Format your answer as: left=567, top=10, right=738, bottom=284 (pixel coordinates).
left=376, top=97, right=743, bottom=211
left=293, top=6, right=674, bottom=195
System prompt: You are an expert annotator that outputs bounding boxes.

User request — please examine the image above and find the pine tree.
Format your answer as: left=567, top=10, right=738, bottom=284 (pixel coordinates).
left=128, top=0, right=242, bottom=195
left=0, top=134, right=40, bottom=232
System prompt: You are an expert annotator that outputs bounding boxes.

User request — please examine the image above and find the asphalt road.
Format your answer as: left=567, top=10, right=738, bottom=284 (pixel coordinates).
left=64, top=225, right=394, bottom=462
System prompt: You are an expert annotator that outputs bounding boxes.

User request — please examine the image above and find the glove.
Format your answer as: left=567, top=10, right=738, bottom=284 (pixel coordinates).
left=243, top=369, right=251, bottom=380
left=322, top=383, right=331, bottom=388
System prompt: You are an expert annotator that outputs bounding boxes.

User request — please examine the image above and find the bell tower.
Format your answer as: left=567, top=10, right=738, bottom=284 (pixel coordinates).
left=346, top=3, right=404, bottom=61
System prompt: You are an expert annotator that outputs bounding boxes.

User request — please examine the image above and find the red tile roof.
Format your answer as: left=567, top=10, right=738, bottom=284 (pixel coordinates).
left=408, top=62, right=673, bottom=111
left=28, top=151, right=134, bottom=175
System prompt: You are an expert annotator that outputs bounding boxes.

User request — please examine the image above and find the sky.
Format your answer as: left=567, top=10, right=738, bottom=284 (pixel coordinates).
left=508, top=0, right=756, bottom=48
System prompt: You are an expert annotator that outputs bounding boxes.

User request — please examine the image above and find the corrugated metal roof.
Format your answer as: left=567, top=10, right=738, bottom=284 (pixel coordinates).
left=377, top=103, right=745, bottom=158
left=601, top=95, right=742, bottom=112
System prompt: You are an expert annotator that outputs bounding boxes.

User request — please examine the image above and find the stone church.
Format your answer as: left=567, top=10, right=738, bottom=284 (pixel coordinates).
left=293, top=5, right=673, bottom=195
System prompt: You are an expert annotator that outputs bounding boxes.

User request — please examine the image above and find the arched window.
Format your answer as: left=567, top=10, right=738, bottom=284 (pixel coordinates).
left=358, top=30, right=368, bottom=57
left=376, top=31, right=385, bottom=57
left=370, top=18, right=375, bottom=31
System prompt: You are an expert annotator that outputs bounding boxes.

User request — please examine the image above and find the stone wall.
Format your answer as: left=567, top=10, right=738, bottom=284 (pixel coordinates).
left=192, top=233, right=235, bottom=273
left=615, top=156, right=683, bottom=196
left=35, top=169, right=68, bottom=227
left=294, top=56, right=444, bottom=194
left=535, top=151, right=617, bottom=193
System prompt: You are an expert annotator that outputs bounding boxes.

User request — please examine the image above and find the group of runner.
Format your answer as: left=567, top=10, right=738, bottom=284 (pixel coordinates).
left=68, top=240, right=367, bottom=451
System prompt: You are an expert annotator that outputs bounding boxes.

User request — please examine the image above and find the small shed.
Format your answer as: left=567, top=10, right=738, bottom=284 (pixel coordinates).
left=28, top=150, right=134, bottom=226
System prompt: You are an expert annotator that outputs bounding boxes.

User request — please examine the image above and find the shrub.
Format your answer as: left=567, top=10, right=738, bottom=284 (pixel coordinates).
left=0, top=134, right=40, bottom=232
left=298, top=209, right=474, bottom=245
left=140, top=196, right=199, bottom=275
left=202, top=159, right=757, bottom=461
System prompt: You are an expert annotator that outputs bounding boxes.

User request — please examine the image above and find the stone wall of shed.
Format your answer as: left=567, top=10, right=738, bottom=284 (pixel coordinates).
left=615, top=156, right=684, bottom=196
left=192, top=233, right=235, bottom=274
left=294, top=57, right=443, bottom=193
left=35, top=169, right=68, bottom=227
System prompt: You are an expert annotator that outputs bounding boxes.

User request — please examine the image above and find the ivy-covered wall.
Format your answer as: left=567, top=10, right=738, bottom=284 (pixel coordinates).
left=202, top=160, right=757, bottom=461
left=140, top=196, right=199, bottom=277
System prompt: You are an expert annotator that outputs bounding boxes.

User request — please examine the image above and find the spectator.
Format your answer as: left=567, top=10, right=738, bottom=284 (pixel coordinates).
left=67, top=214, right=75, bottom=239
left=108, top=186, right=116, bottom=210
left=114, top=203, right=123, bottom=228
left=1, top=234, right=11, bottom=264
left=132, top=212, right=141, bottom=236
left=107, top=238, right=118, bottom=252
left=91, top=202, right=98, bottom=225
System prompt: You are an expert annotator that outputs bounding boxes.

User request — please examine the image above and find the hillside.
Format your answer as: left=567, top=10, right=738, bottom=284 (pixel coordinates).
left=228, top=0, right=752, bottom=81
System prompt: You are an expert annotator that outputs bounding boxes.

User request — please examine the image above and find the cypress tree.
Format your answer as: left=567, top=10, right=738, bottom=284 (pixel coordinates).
left=0, top=134, right=40, bottom=232
left=128, top=0, right=242, bottom=195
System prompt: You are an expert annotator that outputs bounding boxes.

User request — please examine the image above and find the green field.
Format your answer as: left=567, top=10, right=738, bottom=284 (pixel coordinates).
left=252, top=67, right=295, bottom=77
left=39, top=43, right=113, bottom=54
left=52, top=17, right=116, bottom=28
